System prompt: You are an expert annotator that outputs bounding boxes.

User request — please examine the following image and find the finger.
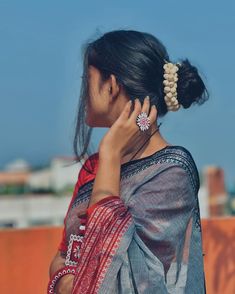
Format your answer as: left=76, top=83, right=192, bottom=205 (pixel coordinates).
left=118, top=100, right=132, bottom=121
left=148, top=104, right=158, bottom=125
left=141, top=95, right=151, bottom=116
left=129, top=97, right=142, bottom=122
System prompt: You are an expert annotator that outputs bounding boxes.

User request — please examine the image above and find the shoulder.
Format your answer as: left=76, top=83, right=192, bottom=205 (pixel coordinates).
left=84, top=152, right=99, bottom=168
left=156, top=145, right=200, bottom=194
left=76, top=152, right=99, bottom=188
left=163, top=145, right=198, bottom=169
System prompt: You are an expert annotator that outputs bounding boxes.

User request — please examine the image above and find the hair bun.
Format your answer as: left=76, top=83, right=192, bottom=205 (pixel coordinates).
left=177, top=58, right=209, bottom=109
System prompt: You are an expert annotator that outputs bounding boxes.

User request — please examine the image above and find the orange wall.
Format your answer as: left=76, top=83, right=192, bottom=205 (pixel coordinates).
left=0, top=218, right=234, bottom=294
left=0, top=226, right=62, bottom=294
left=202, top=217, right=235, bottom=294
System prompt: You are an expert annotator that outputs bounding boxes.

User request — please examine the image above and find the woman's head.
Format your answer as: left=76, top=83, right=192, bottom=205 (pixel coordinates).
left=84, top=64, right=127, bottom=128
left=73, top=29, right=209, bottom=169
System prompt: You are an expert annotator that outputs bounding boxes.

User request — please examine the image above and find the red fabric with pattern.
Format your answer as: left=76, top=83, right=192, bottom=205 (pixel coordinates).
left=71, top=197, right=133, bottom=294
left=58, top=152, right=99, bottom=253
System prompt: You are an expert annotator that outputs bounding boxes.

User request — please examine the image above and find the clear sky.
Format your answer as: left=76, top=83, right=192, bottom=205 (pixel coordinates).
left=0, top=0, right=234, bottom=188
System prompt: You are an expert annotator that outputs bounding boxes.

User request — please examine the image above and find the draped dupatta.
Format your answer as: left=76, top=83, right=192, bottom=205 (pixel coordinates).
left=58, top=146, right=206, bottom=293
left=72, top=196, right=134, bottom=293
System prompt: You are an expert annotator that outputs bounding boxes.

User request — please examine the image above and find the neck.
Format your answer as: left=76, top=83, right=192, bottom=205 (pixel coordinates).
left=121, top=124, right=170, bottom=164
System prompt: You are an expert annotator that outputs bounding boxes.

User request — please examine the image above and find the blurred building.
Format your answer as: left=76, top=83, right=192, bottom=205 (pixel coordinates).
left=0, top=156, right=84, bottom=228
left=0, top=156, right=84, bottom=195
left=0, top=194, right=71, bottom=228
left=0, top=158, right=31, bottom=194
left=27, top=156, right=84, bottom=193
left=0, top=158, right=232, bottom=228
left=4, top=158, right=30, bottom=172
left=198, top=185, right=209, bottom=218
left=228, top=185, right=235, bottom=215
left=203, top=166, right=228, bottom=217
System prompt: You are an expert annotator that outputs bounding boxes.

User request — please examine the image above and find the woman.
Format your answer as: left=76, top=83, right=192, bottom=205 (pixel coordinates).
left=48, top=29, right=209, bottom=293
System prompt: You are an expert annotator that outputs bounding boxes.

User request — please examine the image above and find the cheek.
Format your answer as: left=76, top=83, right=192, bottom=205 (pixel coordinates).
left=87, top=91, right=107, bottom=115
left=86, top=85, right=109, bottom=117
left=85, top=98, right=110, bottom=127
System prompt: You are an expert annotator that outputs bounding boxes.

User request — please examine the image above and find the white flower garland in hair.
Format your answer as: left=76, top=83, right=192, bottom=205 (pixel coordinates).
left=163, top=60, right=182, bottom=111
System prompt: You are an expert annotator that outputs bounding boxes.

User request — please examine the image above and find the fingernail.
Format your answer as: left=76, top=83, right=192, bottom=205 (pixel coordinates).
left=145, top=96, right=150, bottom=100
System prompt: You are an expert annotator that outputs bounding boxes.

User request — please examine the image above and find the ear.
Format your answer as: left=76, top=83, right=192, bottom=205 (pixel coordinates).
left=109, top=74, right=120, bottom=98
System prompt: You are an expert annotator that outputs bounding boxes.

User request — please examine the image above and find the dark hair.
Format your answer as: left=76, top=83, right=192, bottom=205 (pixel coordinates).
left=73, top=29, right=209, bottom=174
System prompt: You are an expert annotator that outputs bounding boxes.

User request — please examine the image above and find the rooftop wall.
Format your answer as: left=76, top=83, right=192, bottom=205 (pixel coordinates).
left=0, top=217, right=234, bottom=294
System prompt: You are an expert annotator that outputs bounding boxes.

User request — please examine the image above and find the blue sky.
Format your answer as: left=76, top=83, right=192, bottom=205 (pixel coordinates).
left=0, top=0, right=234, bottom=188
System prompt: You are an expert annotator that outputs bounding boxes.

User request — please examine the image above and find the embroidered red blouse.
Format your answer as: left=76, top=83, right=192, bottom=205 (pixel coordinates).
left=58, top=152, right=99, bottom=253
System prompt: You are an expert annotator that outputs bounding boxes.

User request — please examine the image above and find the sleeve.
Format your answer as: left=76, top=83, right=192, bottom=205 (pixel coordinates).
left=57, top=167, right=85, bottom=254
left=58, top=153, right=98, bottom=254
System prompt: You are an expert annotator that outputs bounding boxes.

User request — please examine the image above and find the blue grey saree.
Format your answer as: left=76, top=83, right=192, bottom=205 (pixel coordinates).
left=59, top=145, right=206, bottom=293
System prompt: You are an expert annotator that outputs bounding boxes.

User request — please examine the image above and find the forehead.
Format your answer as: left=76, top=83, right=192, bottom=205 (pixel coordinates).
left=87, top=66, right=102, bottom=84
left=88, top=65, right=98, bottom=75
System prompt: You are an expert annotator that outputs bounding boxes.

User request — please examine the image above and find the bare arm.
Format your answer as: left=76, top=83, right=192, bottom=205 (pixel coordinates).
left=87, top=96, right=155, bottom=209
left=49, top=250, right=66, bottom=278
left=49, top=250, right=74, bottom=294
left=88, top=150, right=121, bottom=208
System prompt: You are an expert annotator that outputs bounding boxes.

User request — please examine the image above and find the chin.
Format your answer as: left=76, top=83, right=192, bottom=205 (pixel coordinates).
left=86, top=118, right=110, bottom=128
left=85, top=115, right=99, bottom=127
left=85, top=117, right=95, bottom=127
left=85, top=111, right=111, bottom=127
